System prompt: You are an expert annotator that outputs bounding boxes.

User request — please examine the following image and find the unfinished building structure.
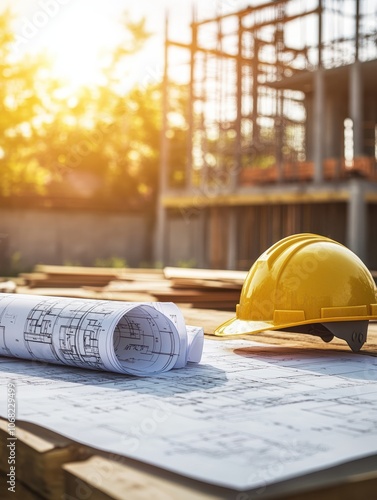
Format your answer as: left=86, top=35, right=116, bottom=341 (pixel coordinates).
left=156, top=0, right=377, bottom=269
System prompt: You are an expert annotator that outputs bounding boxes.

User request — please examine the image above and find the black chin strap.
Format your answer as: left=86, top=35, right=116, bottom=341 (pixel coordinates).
left=281, top=321, right=369, bottom=352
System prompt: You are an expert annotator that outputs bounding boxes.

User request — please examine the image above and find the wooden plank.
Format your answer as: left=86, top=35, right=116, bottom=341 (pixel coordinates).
left=85, top=282, right=171, bottom=293
left=21, top=267, right=165, bottom=289
left=0, top=419, right=90, bottom=499
left=164, top=267, right=247, bottom=284
left=34, top=265, right=126, bottom=276
left=63, top=455, right=377, bottom=500
left=64, top=456, right=223, bottom=500
left=170, top=278, right=242, bottom=290
left=97, top=292, right=158, bottom=303
left=181, top=308, right=377, bottom=353
left=0, top=280, right=17, bottom=293
left=279, top=470, right=377, bottom=500
left=152, top=289, right=240, bottom=303
left=20, top=273, right=116, bottom=289
left=17, top=287, right=102, bottom=300
left=0, top=472, right=41, bottom=500
left=115, top=273, right=166, bottom=282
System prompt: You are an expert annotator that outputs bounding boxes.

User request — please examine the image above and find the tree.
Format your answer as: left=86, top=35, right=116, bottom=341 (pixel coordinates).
left=0, top=10, right=50, bottom=197
left=0, top=9, right=189, bottom=214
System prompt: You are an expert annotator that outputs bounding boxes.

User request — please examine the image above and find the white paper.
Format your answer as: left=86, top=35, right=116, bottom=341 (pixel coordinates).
left=1, top=337, right=377, bottom=490
left=0, top=294, right=203, bottom=376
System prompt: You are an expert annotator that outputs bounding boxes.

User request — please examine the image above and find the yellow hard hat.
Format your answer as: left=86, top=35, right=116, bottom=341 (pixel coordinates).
left=215, top=233, right=377, bottom=351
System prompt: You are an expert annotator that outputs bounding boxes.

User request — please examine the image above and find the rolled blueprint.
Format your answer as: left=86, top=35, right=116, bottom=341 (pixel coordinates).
left=0, top=294, right=203, bottom=376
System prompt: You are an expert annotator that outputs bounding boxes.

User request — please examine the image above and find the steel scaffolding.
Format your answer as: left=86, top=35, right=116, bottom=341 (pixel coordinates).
left=156, top=0, right=377, bottom=267
left=162, top=0, right=377, bottom=186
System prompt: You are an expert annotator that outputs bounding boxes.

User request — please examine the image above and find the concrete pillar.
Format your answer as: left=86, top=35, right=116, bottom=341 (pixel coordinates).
left=313, top=0, right=324, bottom=182
left=363, top=93, right=376, bottom=157
left=313, top=69, right=325, bottom=183
left=226, top=208, right=238, bottom=270
left=275, top=90, right=283, bottom=182
left=154, top=14, right=169, bottom=265
left=304, top=92, right=314, bottom=161
left=349, top=61, right=363, bottom=157
left=325, top=91, right=343, bottom=158
left=199, top=209, right=208, bottom=268
left=233, top=15, right=243, bottom=191
left=252, top=39, right=259, bottom=146
left=187, top=8, right=197, bottom=191
left=347, top=178, right=367, bottom=264
left=0, top=232, right=9, bottom=275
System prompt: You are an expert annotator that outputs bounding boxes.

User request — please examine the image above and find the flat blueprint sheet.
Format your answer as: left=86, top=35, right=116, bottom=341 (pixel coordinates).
left=1, top=338, right=377, bottom=490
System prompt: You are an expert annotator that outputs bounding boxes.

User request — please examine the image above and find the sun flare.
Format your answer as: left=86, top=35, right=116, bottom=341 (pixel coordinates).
left=11, top=0, right=188, bottom=93
left=35, top=3, right=121, bottom=89
left=19, top=0, right=164, bottom=92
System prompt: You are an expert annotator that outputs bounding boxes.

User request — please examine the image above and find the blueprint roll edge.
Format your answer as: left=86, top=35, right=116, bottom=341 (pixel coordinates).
left=0, top=293, right=204, bottom=376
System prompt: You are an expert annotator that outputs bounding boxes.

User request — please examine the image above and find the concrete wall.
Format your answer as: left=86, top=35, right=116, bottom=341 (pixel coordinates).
left=164, top=200, right=373, bottom=270
left=0, top=208, right=148, bottom=274
left=166, top=210, right=207, bottom=268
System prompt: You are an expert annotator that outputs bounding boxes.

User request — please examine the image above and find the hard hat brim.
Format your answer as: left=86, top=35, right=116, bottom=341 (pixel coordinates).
left=215, top=314, right=377, bottom=337
left=215, top=317, right=274, bottom=336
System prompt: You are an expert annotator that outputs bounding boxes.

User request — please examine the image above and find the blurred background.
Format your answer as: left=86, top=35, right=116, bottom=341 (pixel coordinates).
left=0, top=0, right=377, bottom=278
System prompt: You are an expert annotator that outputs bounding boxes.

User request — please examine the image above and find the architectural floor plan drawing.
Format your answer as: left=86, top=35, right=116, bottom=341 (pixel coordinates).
left=23, top=299, right=112, bottom=369
left=1, top=337, right=377, bottom=491
left=0, top=294, right=203, bottom=375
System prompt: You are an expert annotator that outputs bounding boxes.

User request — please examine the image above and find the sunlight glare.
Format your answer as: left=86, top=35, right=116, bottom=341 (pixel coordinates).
left=39, top=2, right=121, bottom=89
left=10, top=0, right=196, bottom=93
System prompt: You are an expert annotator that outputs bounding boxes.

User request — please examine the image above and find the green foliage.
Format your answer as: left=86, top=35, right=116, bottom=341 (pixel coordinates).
left=139, top=260, right=164, bottom=269
left=9, top=251, right=23, bottom=275
left=93, top=257, right=128, bottom=268
left=0, top=10, right=188, bottom=211
left=62, top=259, right=82, bottom=267
left=176, top=258, right=197, bottom=268
left=251, top=154, right=276, bottom=169
left=0, top=10, right=50, bottom=196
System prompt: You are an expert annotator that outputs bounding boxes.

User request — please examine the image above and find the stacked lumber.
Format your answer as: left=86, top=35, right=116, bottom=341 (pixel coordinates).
left=20, top=265, right=162, bottom=289
left=18, top=265, right=247, bottom=311
left=152, top=267, right=246, bottom=309
left=164, top=267, right=245, bottom=287
left=84, top=269, right=168, bottom=303
left=88, top=267, right=246, bottom=310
